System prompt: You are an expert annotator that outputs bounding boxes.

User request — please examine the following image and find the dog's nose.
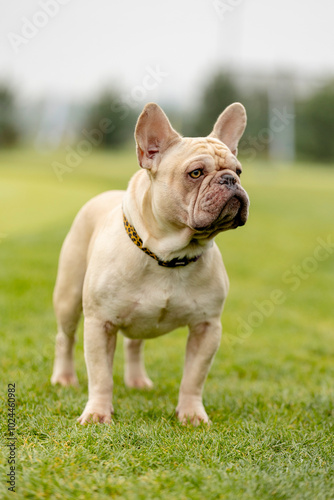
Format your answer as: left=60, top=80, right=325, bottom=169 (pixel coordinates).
left=219, top=174, right=237, bottom=187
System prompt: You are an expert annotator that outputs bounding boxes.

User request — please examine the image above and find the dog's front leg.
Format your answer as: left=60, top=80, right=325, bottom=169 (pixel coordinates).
left=176, top=319, right=222, bottom=426
left=77, top=318, right=117, bottom=424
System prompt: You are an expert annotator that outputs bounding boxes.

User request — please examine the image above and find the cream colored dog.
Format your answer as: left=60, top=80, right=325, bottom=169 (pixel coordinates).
left=51, top=102, right=249, bottom=425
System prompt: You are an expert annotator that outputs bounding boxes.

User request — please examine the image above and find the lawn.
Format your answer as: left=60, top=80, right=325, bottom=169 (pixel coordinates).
left=0, top=147, right=333, bottom=499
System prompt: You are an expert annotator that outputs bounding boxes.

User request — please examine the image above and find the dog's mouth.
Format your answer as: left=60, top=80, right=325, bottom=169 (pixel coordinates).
left=191, top=185, right=249, bottom=237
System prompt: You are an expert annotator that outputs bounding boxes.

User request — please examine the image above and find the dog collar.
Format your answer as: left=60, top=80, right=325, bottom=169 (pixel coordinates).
left=123, top=213, right=201, bottom=267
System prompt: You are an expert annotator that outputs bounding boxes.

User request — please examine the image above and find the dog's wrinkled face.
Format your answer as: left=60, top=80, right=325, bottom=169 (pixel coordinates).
left=135, top=102, right=249, bottom=239
left=155, top=136, right=249, bottom=237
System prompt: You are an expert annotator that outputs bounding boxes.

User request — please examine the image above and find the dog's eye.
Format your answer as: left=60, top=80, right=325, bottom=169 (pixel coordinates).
left=189, top=169, right=203, bottom=179
left=236, top=169, right=242, bottom=177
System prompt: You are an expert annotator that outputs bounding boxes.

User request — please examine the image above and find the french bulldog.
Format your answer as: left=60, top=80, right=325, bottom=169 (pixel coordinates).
left=51, top=102, right=249, bottom=425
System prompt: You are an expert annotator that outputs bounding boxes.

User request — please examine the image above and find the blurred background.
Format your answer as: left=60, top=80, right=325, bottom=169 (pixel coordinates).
left=1, top=7, right=334, bottom=495
left=1, top=0, right=334, bottom=163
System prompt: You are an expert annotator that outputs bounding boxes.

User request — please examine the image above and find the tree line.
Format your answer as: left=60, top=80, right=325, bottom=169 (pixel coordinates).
left=1, top=72, right=334, bottom=162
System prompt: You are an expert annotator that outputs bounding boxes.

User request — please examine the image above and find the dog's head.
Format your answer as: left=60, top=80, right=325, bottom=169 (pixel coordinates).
left=135, top=102, right=249, bottom=240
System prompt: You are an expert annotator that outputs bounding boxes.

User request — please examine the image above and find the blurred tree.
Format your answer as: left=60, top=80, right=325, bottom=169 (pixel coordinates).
left=0, top=86, right=19, bottom=147
left=84, top=90, right=138, bottom=148
left=183, top=71, right=269, bottom=158
left=296, top=81, right=334, bottom=161
left=184, top=73, right=241, bottom=137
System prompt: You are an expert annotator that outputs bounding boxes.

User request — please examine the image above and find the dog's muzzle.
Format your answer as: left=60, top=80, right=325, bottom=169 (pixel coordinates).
left=192, top=173, right=249, bottom=234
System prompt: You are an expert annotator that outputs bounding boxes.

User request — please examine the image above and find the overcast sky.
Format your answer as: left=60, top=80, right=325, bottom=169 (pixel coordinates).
left=1, top=0, right=334, bottom=106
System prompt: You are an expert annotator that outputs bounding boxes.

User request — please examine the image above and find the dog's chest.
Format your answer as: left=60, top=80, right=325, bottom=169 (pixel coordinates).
left=107, top=272, right=218, bottom=339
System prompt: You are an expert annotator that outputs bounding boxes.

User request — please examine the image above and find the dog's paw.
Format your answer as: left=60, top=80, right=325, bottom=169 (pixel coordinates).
left=77, top=403, right=113, bottom=425
left=176, top=404, right=210, bottom=426
left=51, top=372, right=79, bottom=387
left=125, top=375, right=154, bottom=390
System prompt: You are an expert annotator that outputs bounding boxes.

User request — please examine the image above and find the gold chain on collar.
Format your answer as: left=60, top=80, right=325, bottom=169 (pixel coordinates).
left=123, top=213, right=201, bottom=267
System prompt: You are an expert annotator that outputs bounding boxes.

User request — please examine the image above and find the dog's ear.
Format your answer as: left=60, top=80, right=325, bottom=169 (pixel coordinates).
left=209, top=103, right=247, bottom=156
left=135, top=103, right=181, bottom=170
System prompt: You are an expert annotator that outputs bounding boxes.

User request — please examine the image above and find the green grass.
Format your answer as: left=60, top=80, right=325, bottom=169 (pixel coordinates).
left=0, top=148, right=333, bottom=499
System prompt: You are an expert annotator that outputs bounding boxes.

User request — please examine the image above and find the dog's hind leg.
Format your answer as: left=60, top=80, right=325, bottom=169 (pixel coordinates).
left=124, top=338, right=153, bottom=389
left=51, top=234, right=86, bottom=387
left=51, top=299, right=81, bottom=387
left=50, top=191, right=125, bottom=388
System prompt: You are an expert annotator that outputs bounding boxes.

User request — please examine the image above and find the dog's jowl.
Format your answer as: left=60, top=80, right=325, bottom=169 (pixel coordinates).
left=51, top=102, right=249, bottom=426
